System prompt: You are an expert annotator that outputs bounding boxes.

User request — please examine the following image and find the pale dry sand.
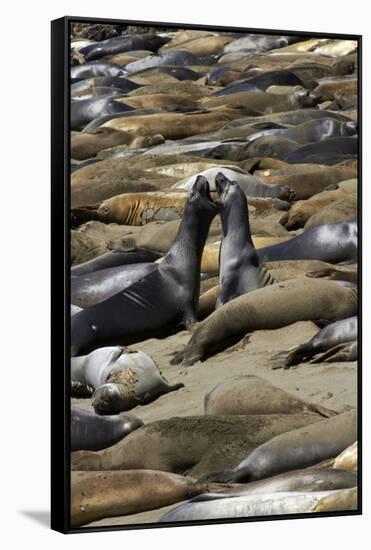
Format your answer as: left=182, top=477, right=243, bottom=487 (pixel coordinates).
left=72, top=319, right=357, bottom=528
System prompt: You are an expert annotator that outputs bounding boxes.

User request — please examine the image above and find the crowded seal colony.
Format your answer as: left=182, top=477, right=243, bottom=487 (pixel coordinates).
left=70, top=22, right=359, bottom=528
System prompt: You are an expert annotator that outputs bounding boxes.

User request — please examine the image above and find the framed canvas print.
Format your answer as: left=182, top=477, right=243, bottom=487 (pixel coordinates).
left=51, top=16, right=361, bottom=533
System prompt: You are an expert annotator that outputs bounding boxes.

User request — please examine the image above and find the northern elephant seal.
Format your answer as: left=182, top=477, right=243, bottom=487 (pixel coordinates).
left=71, top=247, right=161, bottom=276
left=214, top=173, right=276, bottom=308
left=204, top=375, right=336, bottom=417
left=284, top=317, right=357, bottom=367
left=71, top=470, right=207, bottom=527
left=71, top=414, right=319, bottom=478
left=172, top=279, right=357, bottom=366
left=71, top=263, right=156, bottom=308
left=71, top=346, right=183, bottom=414
left=71, top=406, right=143, bottom=451
left=258, top=221, right=357, bottom=264
left=160, top=490, right=337, bottom=522
left=214, top=410, right=357, bottom=483
left=71, top=177, right=219, bottom=355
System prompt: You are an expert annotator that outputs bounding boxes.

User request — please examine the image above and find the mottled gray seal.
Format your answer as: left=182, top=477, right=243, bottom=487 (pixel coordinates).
left=71, top=406, right=143, bottom=451
left=71, top=346, right=184, bottom=414
left=71, top=247, right=162, bottom=276
left=71, top=177, right=219, bottom=356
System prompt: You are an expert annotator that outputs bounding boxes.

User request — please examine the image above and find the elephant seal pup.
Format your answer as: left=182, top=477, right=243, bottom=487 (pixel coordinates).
left=71, top=470, right=208, bottom=528
left=216, top=410, right=357, bottom=483
left=71, top=177, right=219, bottom=356
left=71, top=406, right=143, bottom=451
left=172, top=166, right=295, bottom=202
left=310, top=487, right=358, bottom=513
left=71, top=263, right=156, bottom=308
left=204, top=375, right=336, bottom=418
left=284, top=317, right=357, bottom=367
left=214, top=173, right=276, bottom=308
left=71, top=414, right=318, bottom=477
left=71, top=248, right=162, bottom=276
left=71, top=346, right=183, bottom=414
left=333, top=442, right=357, bottom=471
left=171, top=279, right=357, bottom=366
left=258, top=220, right=357, bottom=264
left=160, top=491, right=336, bottom=522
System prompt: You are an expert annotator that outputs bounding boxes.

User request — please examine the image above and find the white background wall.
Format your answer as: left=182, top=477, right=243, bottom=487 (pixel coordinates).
left=2, top=0, right=369, bottom=546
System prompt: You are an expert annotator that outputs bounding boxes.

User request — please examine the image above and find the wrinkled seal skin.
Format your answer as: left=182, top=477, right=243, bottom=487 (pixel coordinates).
left=71, top=346, right=184, bottom=414
left=221, top=410, right=357, bottom=483
left=71, top=406, right=143, bottom=451
left=71, top=263, right=156, bottom=308
left=258, top=220, right=357, bottom=264
left=215, top=173, right=275, bottom=308
left=71, top=470, right=208, bottom=528
left=71, top=177, right=219, bottom=356
left=171, top=279, right=357, bottom=366
left=71, top=248, right=162, bottom=276
left=285, top=316, right=357, bottom=367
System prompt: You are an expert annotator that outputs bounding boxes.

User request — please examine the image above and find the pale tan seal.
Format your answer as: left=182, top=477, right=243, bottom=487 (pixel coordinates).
left=310, top=487, right=358, bottom=513
left=71, top=470, right=209, bottom=527
left=333, top=442, right=357, bottom=471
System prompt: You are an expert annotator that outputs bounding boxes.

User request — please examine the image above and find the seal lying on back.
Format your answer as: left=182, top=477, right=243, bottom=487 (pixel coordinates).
left=284, top=316, right=357, bottom=367
left=71, top=470, right=207, bottom=527
left=214, top=173, right=276, bottom=308
left=71, top=177, right=219, bottom=356
left=213, top=410, right=357, bottom=483
left=71, top=346, right=184, bottom=414
left=204, top=375, right=336, bottom=417
left=160, top=491, right=336, bottom=522
left=171, top=279, right=357, bottom=366
left=71, top=406, right=143, bottom=451
left=258, top=220, right=357, bottom=264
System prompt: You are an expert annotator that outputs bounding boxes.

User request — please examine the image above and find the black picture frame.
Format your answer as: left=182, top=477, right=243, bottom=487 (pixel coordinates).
left=51, top=15, right=362, bottom=534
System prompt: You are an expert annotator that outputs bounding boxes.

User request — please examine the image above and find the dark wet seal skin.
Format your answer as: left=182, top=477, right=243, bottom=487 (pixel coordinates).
left=71, top=97, right=134, bottom=131
left=71, top=176, right=219, bottom=356
left=80, top=34, right=169, bottom=62
left=71, top=405, right=143, bottom=451
left=71, top=61, right=127, bottom=81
